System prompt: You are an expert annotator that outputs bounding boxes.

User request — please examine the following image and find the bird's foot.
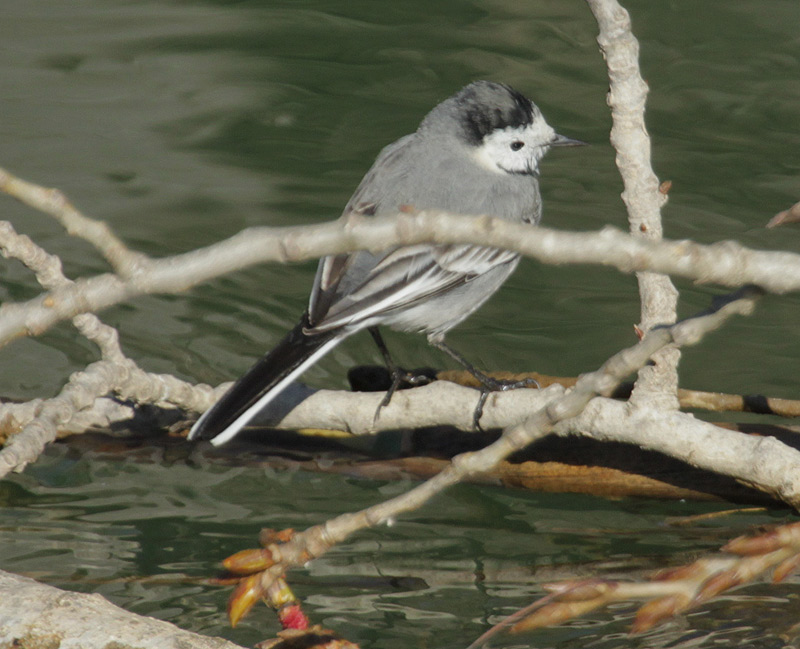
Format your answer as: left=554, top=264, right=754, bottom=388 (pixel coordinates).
left=373, top=367, right=436, bottom=426
left=472, top=375, right=540, bottom=432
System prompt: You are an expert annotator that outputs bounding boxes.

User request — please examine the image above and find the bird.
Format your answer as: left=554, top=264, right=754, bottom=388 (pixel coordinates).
left=189, top=80, right=583, bottom=446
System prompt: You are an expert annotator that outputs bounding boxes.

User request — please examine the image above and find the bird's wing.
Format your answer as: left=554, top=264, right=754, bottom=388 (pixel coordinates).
left=309, top=243, right=518, bottom=332
left=307, top=133, right=519, bottom=332
left=308, top=134, right=415, bottom=326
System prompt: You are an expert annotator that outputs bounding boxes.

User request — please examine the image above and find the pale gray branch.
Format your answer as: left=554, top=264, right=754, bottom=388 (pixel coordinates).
left=2, top=192, right=798, bottom=482
left=0, top=220, right=124, bottom=361
left=0, top=217, right=223, bottom=474
left=0, top=360, right=127, bottom=476
left=0, top=358, right=218, bottom=478
left=585, top=0, right=680, bottom=407
left=0, top=397, right=140, bottom=439
left=561, top=399, right=800, bottom=506
left=0, top=569, right=246, bottom=649
left=0, top=212, right=799, bottom=351
left=0, top=167, right=147, bottom=276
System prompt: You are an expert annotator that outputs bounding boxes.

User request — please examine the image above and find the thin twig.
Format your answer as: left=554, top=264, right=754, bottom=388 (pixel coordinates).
left=0, top=360, right=132, bottom=476
left=767, top=200, right=800, bottom=228
left=0, top=167, right=148, bottom=276
left=0, top=220, right=124, bottom=361
left=677, top=388, right=800, bottom=417
left=0, top=217, right=220, bottom=471
left=0, top=360, right=221, bottom=477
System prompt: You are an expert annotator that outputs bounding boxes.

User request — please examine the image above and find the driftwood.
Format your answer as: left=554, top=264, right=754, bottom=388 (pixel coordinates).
left=0, top=569, right=246, bottom=649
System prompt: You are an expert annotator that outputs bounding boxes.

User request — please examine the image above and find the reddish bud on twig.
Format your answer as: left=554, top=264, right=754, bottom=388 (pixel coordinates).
left=723, top=522, right=800, bottom=555
left=650, top=563, right=702, bottom=582
left=228, top=573, right=267, bottom=627
left=723, top=531, right=781, bottom=555
left=632, top=594, right=690, bottom=634
left=694, top=569, right=743, bottom=603
left=223, top=547, right=276, bottom=574
left=512, top=599, right=606, bottom=632
left=278, top=604, right=310, bottom=631
left=266, top=576, right=298, bottom=609
left=773, top=553, right=800, bottom=583
left=259, top=528, right=296, bottom=547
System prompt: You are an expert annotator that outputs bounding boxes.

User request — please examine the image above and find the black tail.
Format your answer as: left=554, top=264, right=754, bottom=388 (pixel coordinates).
left=188, top=318, right=340, bottom=444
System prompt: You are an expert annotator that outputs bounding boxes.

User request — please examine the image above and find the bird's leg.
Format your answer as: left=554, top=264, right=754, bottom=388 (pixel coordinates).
left=428, top=338, right=539, bottom=431
left=368, top=327, right=434, bottom=423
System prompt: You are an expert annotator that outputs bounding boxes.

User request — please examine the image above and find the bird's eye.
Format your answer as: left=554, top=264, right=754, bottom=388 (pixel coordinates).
left=510, top=141, right=525, bottom=151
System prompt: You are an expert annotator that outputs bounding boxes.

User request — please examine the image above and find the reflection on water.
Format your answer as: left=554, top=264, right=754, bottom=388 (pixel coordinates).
left=2, top=0, right=800, bottom=646
left=1, top=444, right=794, bottom=648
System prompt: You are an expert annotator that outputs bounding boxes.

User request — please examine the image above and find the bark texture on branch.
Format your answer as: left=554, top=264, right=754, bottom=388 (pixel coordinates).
left=0, top=569, right=246, bottom=649
left=585, top=0, right=680, bottom=409
left=4, top=206, right=798, bottom=353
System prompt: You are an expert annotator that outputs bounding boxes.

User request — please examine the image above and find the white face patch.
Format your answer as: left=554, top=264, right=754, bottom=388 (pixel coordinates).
left=472, top=114, right=556, bottom=176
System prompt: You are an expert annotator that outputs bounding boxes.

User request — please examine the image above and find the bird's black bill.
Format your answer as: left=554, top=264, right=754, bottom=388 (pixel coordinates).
left=550, top=133, right=587, bottom=147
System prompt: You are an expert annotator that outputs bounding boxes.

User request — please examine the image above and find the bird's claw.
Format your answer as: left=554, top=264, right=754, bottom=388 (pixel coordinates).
left=373, top=367, right=435, bottom=426
left=472, top=376, right=540, bottom=431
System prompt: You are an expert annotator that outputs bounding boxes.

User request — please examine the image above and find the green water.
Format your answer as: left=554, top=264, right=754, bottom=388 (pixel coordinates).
left=1, top=1, right=800, bottom=647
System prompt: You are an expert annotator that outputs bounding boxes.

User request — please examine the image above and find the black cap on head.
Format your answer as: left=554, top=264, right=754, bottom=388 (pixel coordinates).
left=454, top=81, right=537, bottom=145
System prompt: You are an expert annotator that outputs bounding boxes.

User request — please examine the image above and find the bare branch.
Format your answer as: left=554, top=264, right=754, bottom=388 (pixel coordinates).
left=0, top=220, right=124, bottom=361
left=0, top=360, right=127, bottom=476
left=0, top=358, right=219, bottom=477
left=3, top=189, right=797, bottom=494
left=441, top=369, right=800, bottom=417
left=0, top=167, right=148, bottom=276
left=0, top=216, right=222, bottom=473
left=1, top=211, right=800, bottom=350
left=585, top=0, right=680, bottom=407
left=677, top=388, right=800, bottom=417
left=560, top=399, right=800, bottom=506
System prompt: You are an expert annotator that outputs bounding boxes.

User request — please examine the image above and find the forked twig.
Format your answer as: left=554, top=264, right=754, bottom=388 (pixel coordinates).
left=0, top=167, right=147, bottom=276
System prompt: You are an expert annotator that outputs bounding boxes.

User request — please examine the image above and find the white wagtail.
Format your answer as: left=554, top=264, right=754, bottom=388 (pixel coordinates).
left=189, top=80, right=583, bottom=445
